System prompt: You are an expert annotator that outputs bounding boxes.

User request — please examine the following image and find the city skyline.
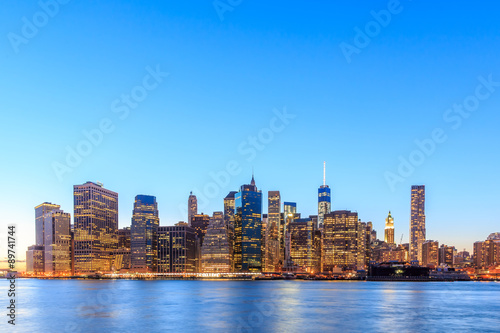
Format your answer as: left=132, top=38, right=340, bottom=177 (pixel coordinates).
left=2, top=1, right=500, bottom=263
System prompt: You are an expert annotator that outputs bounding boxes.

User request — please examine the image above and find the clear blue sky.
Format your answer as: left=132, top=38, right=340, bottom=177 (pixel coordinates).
left=1, top=0, right=499, bottom=259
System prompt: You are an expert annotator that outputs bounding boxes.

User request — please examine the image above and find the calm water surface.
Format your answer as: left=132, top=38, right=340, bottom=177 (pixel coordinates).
left=3, top=279, right=500, bottom=332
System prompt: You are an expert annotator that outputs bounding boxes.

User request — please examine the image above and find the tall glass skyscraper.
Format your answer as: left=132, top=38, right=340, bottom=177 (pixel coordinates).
left=35, top=202, right=60, bottom=247
left=234, top=175, right=262, bottom=272
left=131, top=195, right=159, bottom=272
left=201, top=212, right=232, bottom=272
left=74, top=182, right=118, bottom=273
left=318, top=162, right=331, bottom=229
left=410, top=185, right=426, bottom=263
left=283, top=202, right=297, bottom=262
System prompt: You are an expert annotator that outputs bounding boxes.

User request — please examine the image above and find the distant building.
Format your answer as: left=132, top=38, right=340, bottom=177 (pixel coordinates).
left=74, top=182, right=118, bottom=273
left=283, top=202, right=297, bottom=261
left=157, top=223, right=196, bottom=273
left=410, top=185, right=426, bottom=263
left=384, top=211, right=395, bottom=245
left=318, top=162, right=331, bottom=229
left=43, top=209, right=72, bottom=274
left=265, top=191, right=281, bottom=272
left=117, top=227, right=131, bottom=248
left=35, top=202, right=60, bottom=247
left=131, top=195, right=159, bottom=272
left=191, top=214, right=211, bottom=247
left=188, top=192, right=197, bottom=225
left=26, top=245, right=44, bottom=274
left=438, top=244, right=455, bottom=267
left=234, top=175, right=262, bottom=272
left=473, top=234, right=500, bottom=268
left=201, top=212, right=232, bottom=272
left=422, top=240, right=439, bottom=266
left=223, top=191, right=237, bottom=230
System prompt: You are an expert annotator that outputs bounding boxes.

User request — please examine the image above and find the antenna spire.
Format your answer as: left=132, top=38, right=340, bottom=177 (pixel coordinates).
left=323, top=161, right=326, bottom=186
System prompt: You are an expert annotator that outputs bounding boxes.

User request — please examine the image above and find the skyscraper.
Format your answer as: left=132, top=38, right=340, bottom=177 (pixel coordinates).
left=265, top=191, right=281, bottom=272
left=410, top=185, right=426, bottom=263
left=188, top=191, right=197, bottom=225
left=422, top=240, right=439, bottom=266
left=283, top=202, right=297, bottom=262
left=288, top=218, right=315, bottom=272
left=322, top=210, right=361, bottom=271
left=384, top=211, right=395, bottom=245
left=318, top=161, right=331, bottom=229
left=234, top=175, right=262, bottom=272
left=35, top=202, right=60, bottom=247
left=44, top=209, right=72, bottom=274
left=157, top=223, right=196, bottom=273
left=201, top=212, right=232, bottom=272
left=74, top=182, right=118, bottom=273
left=26, top=245, right=44, bottom=274
left=131, top=195, right=159, bottom=272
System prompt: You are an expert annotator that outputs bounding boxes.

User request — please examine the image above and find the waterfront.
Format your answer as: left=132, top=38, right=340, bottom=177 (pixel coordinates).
left=4, top=280, right=500, bottom=332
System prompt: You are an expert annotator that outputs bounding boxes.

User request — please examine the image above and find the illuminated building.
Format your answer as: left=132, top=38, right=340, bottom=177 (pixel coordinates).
left=384, top=211, right=395, bottom=245
left=131, top=195, right=159, bottom=272
left=118, top=227, right=131, bottom=248
left=438, top=244, right=455, bottom=266
left=113, top=247, right=131, bottom=271
left=157, top=223, right=196, bottom=273
left=322, top=210, right=361, bottom=271
left=224, top=191, right=237, bottom=229
left=191, top=214, right=210, bottom=246
left=283, top=202, right=297, bottom=261
left=188, top=191, right=197, bottom=224
left=357, top=220, right=367, bottom=270
left=35, top=202, right=60, bottom=247
left=44, top=209, right=72, bottom=274
left=201, top=212, right=232, bottom=272
left=74, top=181, right=118, bottom=273
left=288, top=218, right=315, bottom=272
left=410, top=185, right=426, bottom=263
left=265, top=191, right=281, bottom=272
left=318, top=161, right=331, bottom=229
left=234, top=175, right=262, bottom=272
left=474, top=234, right=500, bottom=268
left=422, top=240, right=439, bottom=266
left=26, top=245, right=44, bottom=274
left=313, top=230, right=322, bottom=273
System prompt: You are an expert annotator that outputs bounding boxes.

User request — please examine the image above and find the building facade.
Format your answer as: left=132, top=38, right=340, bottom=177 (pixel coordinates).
left=265, top=191, right=281, bottom=272
left=422, top=240, right=439, bottom=266
left=188, top=192, right=197, bottom=224
left=234, top=176, right=262, bottom=272
left=318, top=162, right=331, bottom=229
left=157, top=223, right=197, bottom=273
left=131, top=195, right=159, bottom=272
left=74, top=182, right=119, bottom=273
left=44, top=209, right=72, bottom=274
left=384, top=211, right=395, bottom=245
left=201, top=212, right=232, bottom=272
left=410, top=185, right=426, bottom=263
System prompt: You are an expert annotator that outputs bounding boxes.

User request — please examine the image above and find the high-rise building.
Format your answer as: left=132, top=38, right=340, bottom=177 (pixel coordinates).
left=26, top=245, right=44, bottom=274
left=473, top=235, right=500, bottom=268
left=131, top=195, right=159, bottom=272
left=74, top=182, right=118, bottom=273
left=188, top=192, right=197, bottom=225
left=384, top=211, right=395, bottom=245
left=410, top=185, right=426, bottom=263
left=223, top=191, right=237, bottom=229
left=422, top=240, right=439, bottom=266
left=44, top=209, right=72, bottom=274
left=322, top=210, right=361, bottom=271
left=283, top=202, right=297, bottom=261
left=234, top=175, right=262, bottom=272
left=117, top=227, right=131, bottom=248
left=157, top=223, right=196, bottom=273
left=265, top=191, right=281, bottom=272
left=201, top=212, right=232, bottom=272
left=438, top=244, right=455, bottom=266
left=318, top=161, right=331, bottom=229
left=35, top=202, right=60, bottom=247
left=288, top=218, right=315, bottom=272
left=191, top=214, right=211, bottom=246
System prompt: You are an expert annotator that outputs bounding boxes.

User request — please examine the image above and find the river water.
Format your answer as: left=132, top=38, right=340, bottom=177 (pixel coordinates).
left=3, top=279, right=500, bottom=332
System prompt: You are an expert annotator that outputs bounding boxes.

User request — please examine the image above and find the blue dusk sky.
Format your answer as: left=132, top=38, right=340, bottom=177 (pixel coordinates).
left=1, top=0, right=499, bottom=258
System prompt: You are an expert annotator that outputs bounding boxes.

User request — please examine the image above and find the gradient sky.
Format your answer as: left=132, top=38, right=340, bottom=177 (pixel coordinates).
left=1, top=0, right=499, bottom=259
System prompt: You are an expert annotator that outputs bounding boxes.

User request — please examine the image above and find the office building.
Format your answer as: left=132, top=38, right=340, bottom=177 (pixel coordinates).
left=201, top=212, right=232, bottom=272
left=410, top=185, right=426, bottom=263
left=384, top=211, right=395, bottom=245
left=131, top=195, right=159, bottom=272
left=26, top=245, right=44, bottom=274
left=265, top=191, right=281, bottom=272
left=43, top=209, right=72, bottom=274
left=288, top=218, right=315, bottom=272
left=157, top=223, right=196, bottom=273
left=35, top=202, right=60, bottom=247
left=74, top=182, right=118, bottom=273
left=318, top=161, right=331, bottom=229
left=188, top=191, right=197, bottom=224
left=438, top=244, right=455, bottom=267
left=234, top=175, right=262, bottom=272
left=422, top=240, right=439, bottom=266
